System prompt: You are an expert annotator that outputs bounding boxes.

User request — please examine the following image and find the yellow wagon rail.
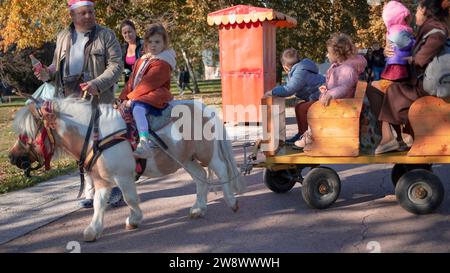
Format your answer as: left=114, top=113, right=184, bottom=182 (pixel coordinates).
left=265, top=147, right=450, bottom=165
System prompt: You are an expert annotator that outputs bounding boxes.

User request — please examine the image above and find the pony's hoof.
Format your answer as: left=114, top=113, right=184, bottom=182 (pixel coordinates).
left=189, top=208, right=205, bottom=219
left=125, top=224, right=138, bottom=231
left=83, top=236, right=96, bottom=242
left=83, top=227, right=97, bottom=242
left=232, top=201, right=239, bottom=213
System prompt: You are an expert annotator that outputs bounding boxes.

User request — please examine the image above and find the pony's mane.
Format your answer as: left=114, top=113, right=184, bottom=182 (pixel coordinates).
left=12, top=97, right=92, bottom=137
left=13, top=106, right=37, bottom=137
left=13, top=97, right=98, bottom=160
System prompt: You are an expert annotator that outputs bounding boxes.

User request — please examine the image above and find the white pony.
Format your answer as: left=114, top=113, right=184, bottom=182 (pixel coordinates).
left=9, top=98, right=246, bottom=241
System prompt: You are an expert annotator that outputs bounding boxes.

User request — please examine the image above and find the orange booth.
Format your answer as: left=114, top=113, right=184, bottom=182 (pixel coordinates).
left=207, top=5, right=297, bottom=123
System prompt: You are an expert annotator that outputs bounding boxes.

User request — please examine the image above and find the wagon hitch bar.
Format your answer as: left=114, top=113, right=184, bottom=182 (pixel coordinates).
left=240, top=139, right=262, bottom=176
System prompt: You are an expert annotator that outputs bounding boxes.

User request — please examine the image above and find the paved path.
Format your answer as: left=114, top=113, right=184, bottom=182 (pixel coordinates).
left=0, top=173, right=80, bottom=245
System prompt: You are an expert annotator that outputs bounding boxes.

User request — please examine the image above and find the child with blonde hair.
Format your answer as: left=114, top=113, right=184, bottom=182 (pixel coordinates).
left=294, top=33, right=367, bottom=150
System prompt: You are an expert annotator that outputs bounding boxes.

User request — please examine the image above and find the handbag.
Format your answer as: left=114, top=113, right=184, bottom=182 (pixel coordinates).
left=25, top=82, right=57, bottom=104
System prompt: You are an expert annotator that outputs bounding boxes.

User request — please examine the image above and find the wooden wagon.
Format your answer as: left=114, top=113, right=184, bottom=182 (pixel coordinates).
left=243, top=81, right=450, bottom=215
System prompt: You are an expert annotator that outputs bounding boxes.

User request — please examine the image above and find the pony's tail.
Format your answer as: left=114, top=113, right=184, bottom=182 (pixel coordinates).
left=218, top=136, right=247, bottom=194
left=198, top=100, right=246, bottom=193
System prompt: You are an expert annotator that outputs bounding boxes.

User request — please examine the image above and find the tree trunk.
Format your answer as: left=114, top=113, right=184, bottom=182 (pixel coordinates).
left=181, top=49, right=200, bottom=94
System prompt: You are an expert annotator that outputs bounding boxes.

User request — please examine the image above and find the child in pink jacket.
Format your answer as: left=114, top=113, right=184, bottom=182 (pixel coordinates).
left=381, top=1, right=414, bottom=81
left=294, top=33, right=367, bottom=150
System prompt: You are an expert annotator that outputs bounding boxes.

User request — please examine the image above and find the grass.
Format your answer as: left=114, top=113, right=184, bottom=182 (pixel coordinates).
left=121, top=79, right=222, bottom=95
left=0, top=160, right=77, bottom=194
left=118, top=79, right=223, bottom=105
left=170, top=79, right=222, bottom=104
left=0, top=98, right=26, bottom=107
left=0, top=79, right=223, bottom=194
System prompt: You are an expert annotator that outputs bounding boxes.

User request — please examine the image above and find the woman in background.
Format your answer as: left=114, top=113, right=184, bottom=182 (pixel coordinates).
left=121, top=20, right=144, bottom=83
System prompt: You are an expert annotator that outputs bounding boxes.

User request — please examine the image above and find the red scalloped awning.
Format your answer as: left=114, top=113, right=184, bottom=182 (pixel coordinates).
left=207, top=5, right=297, bottom=28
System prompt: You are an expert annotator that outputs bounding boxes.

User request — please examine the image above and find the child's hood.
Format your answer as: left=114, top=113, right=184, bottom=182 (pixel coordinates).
left=343, top=55, right=367, bottom=75
left=382, top=1, right=411, bottom=29
left=155, top=49, right=177, bottom=70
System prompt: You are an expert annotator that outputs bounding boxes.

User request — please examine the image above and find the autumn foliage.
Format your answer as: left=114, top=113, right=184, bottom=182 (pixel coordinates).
left=0, top=0, right=419, bottom=92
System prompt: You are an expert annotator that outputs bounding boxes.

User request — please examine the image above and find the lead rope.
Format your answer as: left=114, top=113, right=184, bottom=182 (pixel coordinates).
left=77, top=95, right=100, bottom=198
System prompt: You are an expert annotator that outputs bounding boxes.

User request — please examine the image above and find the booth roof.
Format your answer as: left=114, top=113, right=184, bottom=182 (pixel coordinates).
left=207, top=5, right=297, bottom=28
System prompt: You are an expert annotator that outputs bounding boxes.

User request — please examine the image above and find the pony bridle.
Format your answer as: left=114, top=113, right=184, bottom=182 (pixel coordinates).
left=15, top=134, right=43, bottom=172
left=17, top=100, right=57, bottom=172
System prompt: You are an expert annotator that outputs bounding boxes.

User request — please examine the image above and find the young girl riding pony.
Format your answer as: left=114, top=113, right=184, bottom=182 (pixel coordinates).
left=119, top=23, right=176, bottom=157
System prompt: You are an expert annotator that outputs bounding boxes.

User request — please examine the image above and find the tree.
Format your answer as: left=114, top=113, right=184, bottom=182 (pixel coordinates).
left=0, top=0, right=68, bottom=52
left=0, top=42, right=55, bottom=93
left=331, top=0, right=370, bottom=38
left=357, top=1, right=386, bottom=48
left=267, top=0, right=333, bottom=62
left=0, top=0, right=420, bottom=92
left=0, top=1, right=67, bottom=92
left=357, top=0, right=417, bottom=48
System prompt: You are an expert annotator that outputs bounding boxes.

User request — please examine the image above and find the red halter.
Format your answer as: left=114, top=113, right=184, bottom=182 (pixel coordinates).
left=19, top=101, right=56, bottom=171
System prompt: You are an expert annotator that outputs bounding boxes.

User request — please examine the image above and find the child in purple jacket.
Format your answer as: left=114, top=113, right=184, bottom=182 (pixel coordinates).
left=294, top=33, right=367, bottom=150
left=381, top=1, right=415, bottom=81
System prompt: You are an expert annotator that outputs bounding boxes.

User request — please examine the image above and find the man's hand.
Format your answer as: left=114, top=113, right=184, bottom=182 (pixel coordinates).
left=33, top=65, right=50, bottom=82
left=125, top=100, right=132, bottom=108
left=262, top=91, right=272, bottom=98
left=80, top=81, right=99, bottom=96
left=119, top=99, right=132, bottom=109
left=319, top=92, right=332, bottom=107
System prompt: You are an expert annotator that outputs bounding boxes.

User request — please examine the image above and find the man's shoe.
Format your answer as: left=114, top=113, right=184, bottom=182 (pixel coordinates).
left=79, top=199, right=93, bottom=209
left=286, top=133, right=302, bottom=144
left=108, top=187, right=123, bottom=207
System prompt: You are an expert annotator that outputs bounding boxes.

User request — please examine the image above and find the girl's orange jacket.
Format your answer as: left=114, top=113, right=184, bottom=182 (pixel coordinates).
left=119, top=57, right=173, bottom=109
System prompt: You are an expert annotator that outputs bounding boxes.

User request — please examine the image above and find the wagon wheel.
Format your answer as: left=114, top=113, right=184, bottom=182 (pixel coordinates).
left=391, top=164, right=433, bottom=187
left=263, top=168, right=301, bottom=193
left=301, top=167, right=341, bottom=209
left=395, top=169, right=444, bottom=215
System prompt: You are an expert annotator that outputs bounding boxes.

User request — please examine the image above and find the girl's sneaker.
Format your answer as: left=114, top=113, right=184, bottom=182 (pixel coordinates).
left=134, top=138, right=158, bottom=157
left=293, top=130, right=313, bottom=150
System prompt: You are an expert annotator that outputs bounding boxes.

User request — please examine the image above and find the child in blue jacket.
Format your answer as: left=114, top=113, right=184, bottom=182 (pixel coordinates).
left=270, top=48, right=325, bottom=143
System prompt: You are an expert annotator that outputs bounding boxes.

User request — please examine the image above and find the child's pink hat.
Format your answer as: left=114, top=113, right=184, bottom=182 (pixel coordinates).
left=382, top=1, right=411, bottom=29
